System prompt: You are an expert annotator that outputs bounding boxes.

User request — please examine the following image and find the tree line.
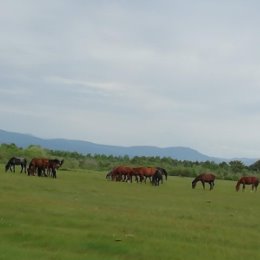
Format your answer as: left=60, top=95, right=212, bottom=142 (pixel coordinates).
left=0, top=143, right=260, bottom=180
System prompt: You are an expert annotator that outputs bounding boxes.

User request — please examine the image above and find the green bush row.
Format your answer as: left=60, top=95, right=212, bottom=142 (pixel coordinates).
left=0, top=143, right=259, bottom=180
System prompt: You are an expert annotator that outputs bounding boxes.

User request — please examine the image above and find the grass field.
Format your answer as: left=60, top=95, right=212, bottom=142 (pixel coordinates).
left=0, top=166, right=260, bottom=260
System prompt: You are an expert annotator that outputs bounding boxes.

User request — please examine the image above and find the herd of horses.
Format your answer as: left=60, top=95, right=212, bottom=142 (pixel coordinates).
left=4, top=158, right=259, bottom=190
left=107, top=166, right=259, bottom=191
left=106, top=166, right=168, bottom=186
left=5, top=157, right=64, bottom=178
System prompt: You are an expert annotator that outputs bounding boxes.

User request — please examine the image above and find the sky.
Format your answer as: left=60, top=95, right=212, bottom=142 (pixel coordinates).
left=1, top=0, right=260, bottom=159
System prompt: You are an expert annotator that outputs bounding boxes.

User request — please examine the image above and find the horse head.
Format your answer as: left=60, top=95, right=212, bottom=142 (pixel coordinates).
left=106, top=171, right=112, bottom=180
left=5, top=162, right=10, bottom=172
left=60, top=159, right=64, bottom=166
left=157, top=167, right=168, bottom=181
left=53, top=159, right=64, bottom=169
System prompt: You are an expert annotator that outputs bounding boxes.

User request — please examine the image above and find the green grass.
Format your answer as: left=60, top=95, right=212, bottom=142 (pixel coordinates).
left=0, top=166, right=260, bottom=260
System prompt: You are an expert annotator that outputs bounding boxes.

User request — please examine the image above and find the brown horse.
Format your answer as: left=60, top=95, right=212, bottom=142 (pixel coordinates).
left=192, top=173, right=215, bottom=190
left=108, top=166, right=136, bottom=182
left=28, top=158, right=63, bottom=178
left=133, top=167, right=159, bottom=183
left=106, top=166, right=166, bottom=185
left=236, top=176, right=259, bottom=191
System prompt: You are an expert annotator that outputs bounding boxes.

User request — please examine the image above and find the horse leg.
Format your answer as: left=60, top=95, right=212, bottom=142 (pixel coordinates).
left=128, top=174, right=132, bottom=183
left=159, top=176, right=163, bottom=185
left=201, top=181, right=205, bottom=189
left=242, top=183, right=245, bottom=191
left=252, top=184, right=257, bottom=191
left=52, top=169, right=56, bottom=178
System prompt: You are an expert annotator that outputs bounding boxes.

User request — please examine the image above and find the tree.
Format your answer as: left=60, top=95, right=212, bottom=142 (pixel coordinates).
left=229, top=160, right=245, bottom=173
left=249, top=160, right=260, bottom=171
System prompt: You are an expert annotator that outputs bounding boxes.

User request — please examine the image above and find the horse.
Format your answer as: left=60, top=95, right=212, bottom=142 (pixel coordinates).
left=156, top=167, right=168, bottom=181
left=28, top=158, right=64, bottom=178
left=108, top=166, right=136, bottom=182
left=47, top=159, right=64, bottom=178
left=152, top=169, right=163, bottom=186
left=192, top=173, right=215, bottom=190
left=133, top=167, right=159, bottom=183
left=236, top=176, right=259, bottom=191
left=5, top=157, right=27, bottom=173
left=28, top=158, right=49, bottom=176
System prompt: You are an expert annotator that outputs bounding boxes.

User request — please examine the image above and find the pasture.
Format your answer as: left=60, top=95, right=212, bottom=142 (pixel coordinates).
left=0, top=166, right=259, bottom=260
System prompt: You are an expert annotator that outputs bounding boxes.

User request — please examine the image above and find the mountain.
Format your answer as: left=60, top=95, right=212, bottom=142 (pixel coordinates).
left=0, top=129, right=257, bottom=164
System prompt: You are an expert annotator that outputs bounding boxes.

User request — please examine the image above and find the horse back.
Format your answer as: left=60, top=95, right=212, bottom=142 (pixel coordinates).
left=193, top=173, right=215, bottom=183
left=29, top=158, right=49, bottom=168
left=239, top=176, right=259, bottom=185
left=133, top=167, right=157, bottom=176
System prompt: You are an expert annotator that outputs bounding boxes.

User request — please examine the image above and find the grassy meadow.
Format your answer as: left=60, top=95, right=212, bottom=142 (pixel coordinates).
left=0, top=165, right=260, bottom=260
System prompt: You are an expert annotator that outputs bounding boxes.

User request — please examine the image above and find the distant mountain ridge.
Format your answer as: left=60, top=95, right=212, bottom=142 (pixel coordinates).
left=0, top=129, right=257, bottom=165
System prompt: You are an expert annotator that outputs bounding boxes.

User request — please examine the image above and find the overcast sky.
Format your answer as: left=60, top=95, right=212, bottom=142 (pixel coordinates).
left=1, top=1, right=260, bottom=158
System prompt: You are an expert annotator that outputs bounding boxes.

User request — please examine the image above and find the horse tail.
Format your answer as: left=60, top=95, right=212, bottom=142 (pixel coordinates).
left=163, top=169, right=168, bottom=181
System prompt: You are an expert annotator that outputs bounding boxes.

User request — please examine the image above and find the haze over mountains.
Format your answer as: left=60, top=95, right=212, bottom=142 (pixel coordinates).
left=0, top=129, right=257, bottom=165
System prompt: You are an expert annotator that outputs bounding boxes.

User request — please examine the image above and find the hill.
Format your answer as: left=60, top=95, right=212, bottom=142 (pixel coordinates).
left=0, top=129, right=257, bottom=164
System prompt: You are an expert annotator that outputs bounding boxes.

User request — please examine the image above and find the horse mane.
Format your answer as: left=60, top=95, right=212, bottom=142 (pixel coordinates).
left=192, top=175, right=201, bottom=183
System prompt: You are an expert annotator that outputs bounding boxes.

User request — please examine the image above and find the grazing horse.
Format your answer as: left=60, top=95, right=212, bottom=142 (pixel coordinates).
left=192, top=173, right=215, bottom=190
left=28, top=158, right=64, bottom=178
left=236, top=176, right=259, bottom=191
left=5, top=157, right=27, bottom=173
left=108, top=166, right=136, bottom=182
left=28, top=158, right=49, bottom=176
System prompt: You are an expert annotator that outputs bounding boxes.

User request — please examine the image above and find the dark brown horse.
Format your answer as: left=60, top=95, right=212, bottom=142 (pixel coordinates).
left=236, top=176, right=259, bottom=191
left=5, top=157, right=27, bottom=173
left=156, top=167, right=168, bottom=181
left=47, top=159, right=64, bottom=178
left=152, top=169, right=164, bottom=186
left=192, top=173, right=215, bottom=190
